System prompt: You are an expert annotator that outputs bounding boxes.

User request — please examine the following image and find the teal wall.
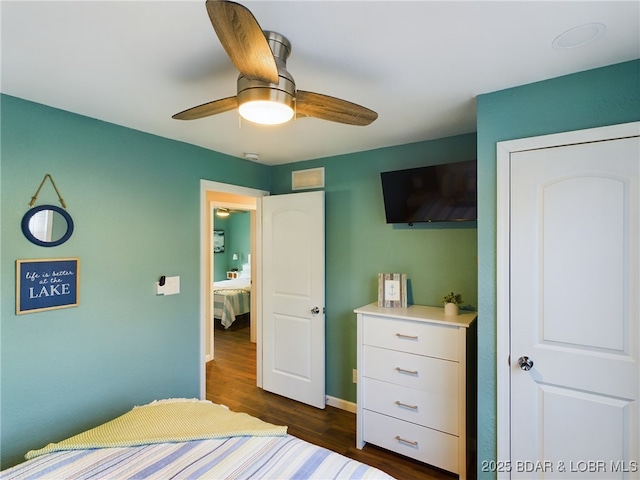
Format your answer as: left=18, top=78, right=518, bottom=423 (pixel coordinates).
left=212, top=213, right=250, bottom=281
left=0, top=95, right=270, bottom=469
left=475, top=59, right=640, bottom=478
left=271, top=134, right=479, bottom=401
left=213, top=216, right=229, bottom=281
left=227, top=212, right=250, bottom=269
left=2, top=58, right=637, bottom=475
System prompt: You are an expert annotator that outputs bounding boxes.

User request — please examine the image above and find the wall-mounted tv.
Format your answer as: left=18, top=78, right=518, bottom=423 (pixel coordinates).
left=380, top=160, right=477, bottom=224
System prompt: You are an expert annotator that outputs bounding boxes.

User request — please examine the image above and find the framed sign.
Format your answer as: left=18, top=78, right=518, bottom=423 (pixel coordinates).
left=16, top=258, right=79, bottom=314
left=213, top=230, right=225, bottom=253
left=377, top=273, right=407, bottom=308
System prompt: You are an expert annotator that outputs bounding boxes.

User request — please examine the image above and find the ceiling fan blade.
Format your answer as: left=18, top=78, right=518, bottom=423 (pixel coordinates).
left=206, top=0, right=279, bottom=84
left=172, top=96, right=238, bottom=120
left=295, top=91, right=378, bottom=126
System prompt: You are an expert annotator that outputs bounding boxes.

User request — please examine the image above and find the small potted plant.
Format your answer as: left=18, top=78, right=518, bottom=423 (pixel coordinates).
left=442, top=292, right=463, bottom=316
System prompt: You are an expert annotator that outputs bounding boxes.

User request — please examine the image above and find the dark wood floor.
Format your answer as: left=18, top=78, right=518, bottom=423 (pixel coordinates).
left=205, top=325, right=460, bottom=480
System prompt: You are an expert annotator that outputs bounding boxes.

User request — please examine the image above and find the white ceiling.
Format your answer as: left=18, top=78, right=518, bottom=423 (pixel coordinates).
left=2, top=1, right=638, bottom=165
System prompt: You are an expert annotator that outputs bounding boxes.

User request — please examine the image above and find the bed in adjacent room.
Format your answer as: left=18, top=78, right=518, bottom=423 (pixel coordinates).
left=213, top=268, right=251, bottom=329
left=0, top=399, right=394, bottom=479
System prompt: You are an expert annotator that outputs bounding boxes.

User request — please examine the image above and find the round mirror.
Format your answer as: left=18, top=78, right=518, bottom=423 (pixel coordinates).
left=21, top=204, right=74, bottom=247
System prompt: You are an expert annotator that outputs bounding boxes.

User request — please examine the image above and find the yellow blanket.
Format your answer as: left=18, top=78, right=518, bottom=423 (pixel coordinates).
left=26, top=399, right=287, bottom=460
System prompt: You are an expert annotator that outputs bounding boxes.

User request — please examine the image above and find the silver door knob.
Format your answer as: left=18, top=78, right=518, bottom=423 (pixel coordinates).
left=311, top=307, right=320, bottom=314
left=518, top=356, right=534, bottom=371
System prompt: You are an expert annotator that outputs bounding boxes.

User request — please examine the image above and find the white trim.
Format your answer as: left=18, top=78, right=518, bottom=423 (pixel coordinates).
left=495, top=142, right=512, bottom=478
left=206, top=204, right=215, bottom=363
left=326, top=395, right=357, bottom=414
left=203, top=180, right=270, bottom=198
left=199, top=179, right=269, bottom=400
left=254, top=197, right=264, bottom=388
left=497, top=121, right=639, bottom=155
left=495, top=121, right=640, bottom=476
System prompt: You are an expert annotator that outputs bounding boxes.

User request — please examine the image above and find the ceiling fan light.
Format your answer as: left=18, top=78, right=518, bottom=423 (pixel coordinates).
left=239, top=100, right=294, bottom=125
left=216, top=208, right=230, bottom=217
left=237, top=81, right=295, bottom=126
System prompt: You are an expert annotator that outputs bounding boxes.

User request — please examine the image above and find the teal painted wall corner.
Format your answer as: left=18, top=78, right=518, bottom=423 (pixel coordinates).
left=227, top=212, right=251, bottom=270
left=271, top=133, right=479, bottom=403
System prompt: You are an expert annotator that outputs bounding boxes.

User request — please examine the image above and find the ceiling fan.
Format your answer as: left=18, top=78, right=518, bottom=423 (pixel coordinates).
left=172, top=0, right=378, bottom=126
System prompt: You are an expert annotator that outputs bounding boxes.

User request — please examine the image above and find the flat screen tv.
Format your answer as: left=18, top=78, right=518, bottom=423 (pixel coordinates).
left=380, top=160, right=477, bottom=224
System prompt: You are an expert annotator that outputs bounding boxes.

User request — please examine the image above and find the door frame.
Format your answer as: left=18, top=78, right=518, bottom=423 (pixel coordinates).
left=495, top=121, right=640, bottom=474
left=199, top=179, right=269, bottom=399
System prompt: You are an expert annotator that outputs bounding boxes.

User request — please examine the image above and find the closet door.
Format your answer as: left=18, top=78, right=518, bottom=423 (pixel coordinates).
left=507, top=130, right=639, bottom=478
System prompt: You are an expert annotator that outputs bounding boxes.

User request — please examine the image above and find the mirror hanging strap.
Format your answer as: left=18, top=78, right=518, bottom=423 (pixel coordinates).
left=29, top=173, right=67, bottom=208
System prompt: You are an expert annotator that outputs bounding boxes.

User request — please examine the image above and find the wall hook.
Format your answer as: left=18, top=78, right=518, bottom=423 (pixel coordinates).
left=29, top=173, right=67, bottom=208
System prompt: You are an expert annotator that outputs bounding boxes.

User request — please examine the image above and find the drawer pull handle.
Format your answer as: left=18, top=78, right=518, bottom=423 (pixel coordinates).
left=395, top=367, right=418, bottom=375
left=395, top=435, right=418, bottom=447
left=395, top=401, right=418, bottom=410
left=396, top=333, right=418, bottom=340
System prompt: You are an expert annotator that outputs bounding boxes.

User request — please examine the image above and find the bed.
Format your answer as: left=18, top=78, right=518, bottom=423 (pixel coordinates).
left=214, top=271, right=251, bottom=329
left=1, top=399, right=395, bottom=479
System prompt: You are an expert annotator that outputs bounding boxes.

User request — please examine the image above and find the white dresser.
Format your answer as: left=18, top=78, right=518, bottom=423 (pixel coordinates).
left=355, top=303, right=476, bottom=479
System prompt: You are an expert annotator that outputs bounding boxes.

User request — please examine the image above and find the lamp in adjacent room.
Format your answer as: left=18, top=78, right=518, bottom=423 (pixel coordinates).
left=232, top=252, right=239, bottom=271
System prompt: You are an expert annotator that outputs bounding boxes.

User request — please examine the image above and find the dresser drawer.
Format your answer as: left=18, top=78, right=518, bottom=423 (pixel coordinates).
left=363, top=345, right=459, bottom=393
left=363, top=314, right=460, bottom=361
left=362, top=377, right=459, bottom=435
left=363, top=409, right=459, bottom=474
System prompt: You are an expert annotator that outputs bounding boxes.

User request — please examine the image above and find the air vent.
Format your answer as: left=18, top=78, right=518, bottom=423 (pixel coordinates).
left=292, top=167, right=324, bottom=190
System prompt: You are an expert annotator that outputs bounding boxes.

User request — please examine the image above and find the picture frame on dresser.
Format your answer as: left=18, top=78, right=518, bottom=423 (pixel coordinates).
left=377, top=273, right=407, bottom=308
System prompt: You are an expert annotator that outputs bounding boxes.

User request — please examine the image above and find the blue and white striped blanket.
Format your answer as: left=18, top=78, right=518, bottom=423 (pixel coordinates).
left=1, top=400, right=395, bottom=479
left=1, top=435, right=394, bottom=479
left=214, top=288, right=250, bottom=328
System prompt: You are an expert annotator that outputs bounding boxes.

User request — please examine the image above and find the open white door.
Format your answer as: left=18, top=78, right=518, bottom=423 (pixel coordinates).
left=261, top=191, right=325, bottom=409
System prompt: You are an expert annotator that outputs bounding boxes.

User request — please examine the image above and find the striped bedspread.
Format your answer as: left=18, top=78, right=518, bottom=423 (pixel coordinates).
left=1, top=435, right=395, bottom=479
left=214, top=289, right=250, bottom=328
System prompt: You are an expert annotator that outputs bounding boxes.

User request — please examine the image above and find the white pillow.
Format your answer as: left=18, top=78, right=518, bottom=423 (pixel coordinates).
left=240, top=264, right=251, bottom=278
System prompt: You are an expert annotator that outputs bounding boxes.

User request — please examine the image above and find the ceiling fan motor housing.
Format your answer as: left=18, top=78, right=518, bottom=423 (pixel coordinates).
left=237, top=31, right=295, bottom=111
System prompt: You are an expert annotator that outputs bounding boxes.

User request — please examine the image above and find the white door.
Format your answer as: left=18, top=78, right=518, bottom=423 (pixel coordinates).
left=261, top=191, right=325, bottom=409
left=503, top=128, right=639, bottom=478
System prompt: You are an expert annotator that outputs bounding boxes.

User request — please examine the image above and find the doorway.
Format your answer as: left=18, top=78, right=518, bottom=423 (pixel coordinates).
left=199, top=180, right=268, bottom=398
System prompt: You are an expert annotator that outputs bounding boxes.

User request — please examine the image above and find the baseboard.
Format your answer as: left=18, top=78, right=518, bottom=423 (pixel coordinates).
left=326, top=395, right=357, bottom=414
